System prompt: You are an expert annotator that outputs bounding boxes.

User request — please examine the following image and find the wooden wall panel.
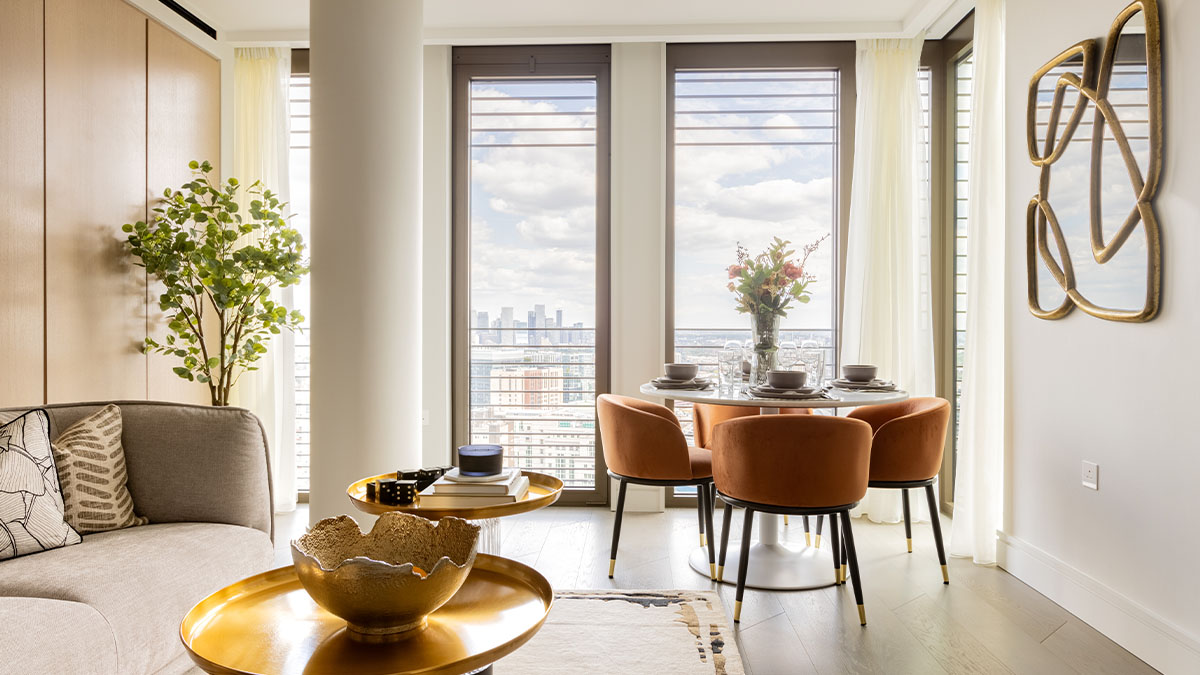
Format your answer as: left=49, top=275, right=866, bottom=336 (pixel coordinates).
left=0, top=0, right=46, bottom=407
left=44, top=0, right=148, bottom=402
left=146, top=21, right=221, bottom=404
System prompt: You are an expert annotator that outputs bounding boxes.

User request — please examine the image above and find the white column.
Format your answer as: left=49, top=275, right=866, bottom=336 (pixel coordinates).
left=309, top=0, right=423, bottom=523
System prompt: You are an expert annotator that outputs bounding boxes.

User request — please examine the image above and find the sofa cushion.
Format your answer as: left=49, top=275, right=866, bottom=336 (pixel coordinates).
left=0, top=522, right=274, bottom=674
left=0, top=596, right=118, bottom=674
left=0, top=410, right=82, bottom=560
left=53, top=404, right=149, bottom=533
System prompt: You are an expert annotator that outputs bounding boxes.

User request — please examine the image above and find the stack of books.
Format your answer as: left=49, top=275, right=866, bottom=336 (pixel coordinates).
left=417, top=469, right=530, bottom=508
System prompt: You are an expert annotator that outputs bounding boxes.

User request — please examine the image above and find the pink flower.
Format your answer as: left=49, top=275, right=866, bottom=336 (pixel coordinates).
left=782, top=262, right=803, bottom=280
left=728, top=264, right=744, bottom=279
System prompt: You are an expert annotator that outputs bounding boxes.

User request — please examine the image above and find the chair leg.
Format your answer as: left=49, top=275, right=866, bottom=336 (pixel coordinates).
left=829, top=511, right=842, bottom=584
left=839, top=510, right=866, bottom=626
left=841, top=534, right=848, bottom=585
left=695, top=487, right=707, bottom=548
left=925, top=483, right=949, bottom=584
left=702, top=484, right=717, bottom=580
left=802, top=515, right=811, bottom=546
left=609, top=479, right=628, bottom=578
left=784, top=515, right=789, bottom=526
left=718, top=502, right=733, bottom=581
left=902, top=489, right=913, bottom=553
left=734, top=507, right=755, bottom=623
left=815, top=514, right=824, bottom=548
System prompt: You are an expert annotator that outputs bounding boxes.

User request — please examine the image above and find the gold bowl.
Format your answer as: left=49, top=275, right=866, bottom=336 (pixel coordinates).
left=291, top=512, right=480, bottom=642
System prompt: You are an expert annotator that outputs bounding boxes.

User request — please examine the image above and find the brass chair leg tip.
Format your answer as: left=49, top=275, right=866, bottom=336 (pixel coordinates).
left=784, top=515, right=789, bottom=525
left=805, top=533, right=812, bottom=546
left=858, top=605, right=866, bottom=626
left=709, top=563, right=717, bottom=580
left=608, top=559, right=615, bottom=578
left=942, top=564, right=949, bottom=584
left=717, top=565, right=724, bottom=581
left=815, top=534, right=822, bottom=548
left=700, top=533, right=707, bottom=547
left=907, top=538, right=913, bottom=553
left=734, top=601, right=742, bottom=623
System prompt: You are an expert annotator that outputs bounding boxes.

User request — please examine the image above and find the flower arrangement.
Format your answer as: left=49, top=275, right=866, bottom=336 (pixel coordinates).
left=726, top=235, right=829, bottom=317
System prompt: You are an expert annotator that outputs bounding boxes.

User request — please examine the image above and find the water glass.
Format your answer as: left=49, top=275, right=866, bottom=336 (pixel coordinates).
left=718, top=341, right=742, bottom=389
left=777, top=340, right=799, bottom=370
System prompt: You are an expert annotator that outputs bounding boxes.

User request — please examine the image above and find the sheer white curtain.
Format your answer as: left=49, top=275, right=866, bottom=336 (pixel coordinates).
left=951, top=0, right=1006, bottom=565
left=841, top=37, right=936, bottom=524
left=231, top=47, right=297, bottom=513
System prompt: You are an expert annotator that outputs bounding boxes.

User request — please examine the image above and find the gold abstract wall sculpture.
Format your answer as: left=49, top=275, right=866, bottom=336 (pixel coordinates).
left=1026, top=0, right=1162, bottom=322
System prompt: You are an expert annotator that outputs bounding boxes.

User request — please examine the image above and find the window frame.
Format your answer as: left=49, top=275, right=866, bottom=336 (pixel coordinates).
left=663, top=42, right=856, bottom=506
left=450, top=45, right=613, bottom=506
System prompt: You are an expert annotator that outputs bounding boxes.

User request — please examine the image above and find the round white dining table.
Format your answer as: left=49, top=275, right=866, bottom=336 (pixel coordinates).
left=639, top=381, right=909, bottom=591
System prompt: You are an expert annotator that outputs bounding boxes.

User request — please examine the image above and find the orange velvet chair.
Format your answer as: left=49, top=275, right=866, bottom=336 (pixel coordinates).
left=693, top=403, right=822, bottom=545
left=712, top=414, right=874, bottom=625
left=848, top=397, right=952, bottom=584
left=596, top=394, right=717, bottom=580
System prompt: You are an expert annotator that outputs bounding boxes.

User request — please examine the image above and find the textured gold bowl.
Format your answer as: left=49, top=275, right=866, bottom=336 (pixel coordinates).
left=291, top=512, right=480, bottom=642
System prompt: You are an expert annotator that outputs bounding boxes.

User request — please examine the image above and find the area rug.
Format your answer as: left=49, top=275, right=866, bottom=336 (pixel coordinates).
left=495, top=590, right=745, bottom=674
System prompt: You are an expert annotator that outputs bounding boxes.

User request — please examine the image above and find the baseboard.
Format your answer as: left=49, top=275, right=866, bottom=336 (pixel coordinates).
left=997, top=531, right=1200, bottom=674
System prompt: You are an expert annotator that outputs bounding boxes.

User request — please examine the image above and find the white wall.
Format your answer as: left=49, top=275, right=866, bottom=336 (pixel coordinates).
left=422, top=45, right=454, bottom=467
left=1001, top=1, right=1200, bottom=671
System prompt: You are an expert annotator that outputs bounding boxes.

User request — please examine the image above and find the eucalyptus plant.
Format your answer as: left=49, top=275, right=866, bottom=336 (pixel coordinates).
left=123, top=160, right=308, bottom=406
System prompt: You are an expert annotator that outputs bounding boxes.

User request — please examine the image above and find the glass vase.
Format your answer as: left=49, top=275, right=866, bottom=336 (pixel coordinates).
left=749, top=312, right=780, bottom=387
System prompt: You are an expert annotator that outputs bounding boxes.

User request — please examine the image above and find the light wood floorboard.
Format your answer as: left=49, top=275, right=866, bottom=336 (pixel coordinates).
left=274, top=505, right=1157, bottom=675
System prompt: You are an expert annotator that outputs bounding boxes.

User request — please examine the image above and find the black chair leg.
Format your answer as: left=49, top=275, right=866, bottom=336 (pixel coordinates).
left=702, top=484, right=717, bottom=580
left=718, top=502, right=733, bottom=581
left=609, top=479, right=628, bottom=578
left=841, top=533, right=848, bottom=585
left=925, top=483, right=949, bottom=584
left=839, top=510, right=866, bottom=626
left=815, top=514, right=824, bottom=548
left=695, top=487, right=707, bottom=548
left=734, top=507, right=754, bottom=623
left=802, top=515, right=811, bottom=546
left=902, top=489, right=913, bottom=553
left=829, top=511, right=842, bottom=584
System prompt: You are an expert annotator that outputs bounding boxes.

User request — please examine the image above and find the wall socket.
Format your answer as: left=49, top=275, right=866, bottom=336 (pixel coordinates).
left=1081, top=460, right=1099, bottom=490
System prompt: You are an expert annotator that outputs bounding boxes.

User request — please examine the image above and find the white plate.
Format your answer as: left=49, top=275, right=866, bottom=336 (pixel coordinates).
left=752, top=385, right=820, bottom=395
left=829, top=379, right=896, bottom=390
left=748, top=387, right=831, bottom=400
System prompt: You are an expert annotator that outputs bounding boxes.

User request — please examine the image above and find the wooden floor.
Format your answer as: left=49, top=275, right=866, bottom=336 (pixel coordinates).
left=274, top=505, right=1156, bottom=675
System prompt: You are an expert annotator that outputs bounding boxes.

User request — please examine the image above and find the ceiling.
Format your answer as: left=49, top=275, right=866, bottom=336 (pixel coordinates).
left=188, top=0, right=972, bottom=44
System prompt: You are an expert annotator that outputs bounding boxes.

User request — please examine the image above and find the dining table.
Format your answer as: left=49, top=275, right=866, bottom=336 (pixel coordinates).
left=639, top=380, right=908, bottom=591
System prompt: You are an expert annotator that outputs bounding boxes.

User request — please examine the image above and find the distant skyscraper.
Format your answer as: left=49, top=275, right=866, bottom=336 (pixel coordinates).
left=500, top=307, right=514, bottom=345
left=476, top=311, right=489, bottom=329
left=555, top=309, right=564, bottom=344
left=527, top=310, right=537, bottom=345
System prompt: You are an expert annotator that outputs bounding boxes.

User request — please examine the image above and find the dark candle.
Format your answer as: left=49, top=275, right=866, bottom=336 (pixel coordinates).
left=457, top=444, right=503, bottom=477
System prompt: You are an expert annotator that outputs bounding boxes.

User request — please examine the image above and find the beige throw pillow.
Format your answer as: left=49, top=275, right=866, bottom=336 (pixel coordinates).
left=52, top=405, right=148, bottom=533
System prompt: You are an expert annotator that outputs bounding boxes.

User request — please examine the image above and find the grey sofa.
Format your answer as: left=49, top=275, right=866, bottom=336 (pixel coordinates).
left=0, top=401, right=276, bottom=675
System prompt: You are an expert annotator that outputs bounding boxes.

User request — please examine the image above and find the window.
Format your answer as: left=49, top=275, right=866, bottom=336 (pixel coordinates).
left=452, top=46, right=611, bottom=503
left=667, top=43, right=855, bottom=446
left=951, top=52, right=973, bottom=476
left=288, top=63, right=312, bottom=495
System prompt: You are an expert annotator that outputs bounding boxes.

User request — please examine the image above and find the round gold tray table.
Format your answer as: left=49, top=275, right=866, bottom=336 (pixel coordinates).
left=347, top=470, right=564, bottom=520
left=181, top=554, right=553, bottom=675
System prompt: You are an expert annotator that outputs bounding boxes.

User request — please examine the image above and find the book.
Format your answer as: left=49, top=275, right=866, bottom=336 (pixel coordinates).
left=432, top=471, right=522, bottom=495
left=418, top=477, right=530, bottom=508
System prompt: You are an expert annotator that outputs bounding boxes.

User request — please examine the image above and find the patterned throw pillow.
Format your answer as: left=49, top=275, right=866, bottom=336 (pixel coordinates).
left=52, top=405, right=148, bottom=533
left=0, top=410, right=82, bottom=560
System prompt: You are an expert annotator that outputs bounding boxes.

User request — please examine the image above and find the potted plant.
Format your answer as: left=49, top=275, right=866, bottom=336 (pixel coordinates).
left=727, top=235, right=828, bottom=386
left=123, top=160, right=309, bottom=406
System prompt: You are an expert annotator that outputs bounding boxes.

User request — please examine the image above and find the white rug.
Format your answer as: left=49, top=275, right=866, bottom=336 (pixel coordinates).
left=495, top=590, right=745, bottom=674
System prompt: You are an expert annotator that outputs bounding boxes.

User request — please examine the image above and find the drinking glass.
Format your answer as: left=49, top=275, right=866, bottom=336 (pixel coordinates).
left=777, top=340, right=799, bottom=371
left=798, top=342, right=827, bottom=388
left=718, top=341, right=742, bottom=390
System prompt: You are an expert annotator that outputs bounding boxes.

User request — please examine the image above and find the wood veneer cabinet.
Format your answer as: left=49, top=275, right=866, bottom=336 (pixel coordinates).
left=0, top=0, right=221, bottom=406
left=0, top=0, right=46, bottom=407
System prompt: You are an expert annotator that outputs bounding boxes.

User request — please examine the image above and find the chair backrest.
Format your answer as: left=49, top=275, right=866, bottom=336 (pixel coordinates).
left=848, top=397, right=951, bottom=483
left=596, top=394, right=691, bottom=481
left=692, top=403, right=811, bottom=449
left=712, top=414, right=872, bottom=509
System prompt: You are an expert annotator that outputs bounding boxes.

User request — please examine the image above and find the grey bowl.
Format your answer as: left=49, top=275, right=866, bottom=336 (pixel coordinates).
left=842, top=365, right=878, bottom=383
left=767, top=370, right=807, bottom=389
left=664, top=363, right=699, bottom=380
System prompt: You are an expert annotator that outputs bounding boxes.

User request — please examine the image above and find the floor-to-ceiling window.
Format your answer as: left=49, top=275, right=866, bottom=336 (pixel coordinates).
left=452, top=46, right=611, bottom=504
left=288, top=53, right=312, bottom=498
left=950, top=50, right=973, bottom=494
left=667, top=44, right=856, bottom=450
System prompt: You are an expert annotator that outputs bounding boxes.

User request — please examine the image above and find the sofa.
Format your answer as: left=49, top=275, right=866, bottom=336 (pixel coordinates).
left=0, top=401, right=276, bottom=675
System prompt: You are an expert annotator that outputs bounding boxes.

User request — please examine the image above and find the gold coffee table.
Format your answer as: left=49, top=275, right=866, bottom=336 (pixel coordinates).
left=181, top=554, right=553, bottom=675
left=347, top=470, right=564, bottom=520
